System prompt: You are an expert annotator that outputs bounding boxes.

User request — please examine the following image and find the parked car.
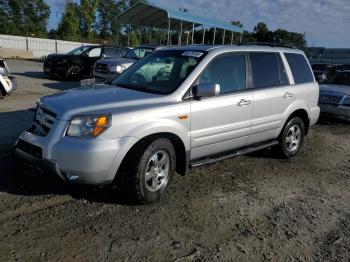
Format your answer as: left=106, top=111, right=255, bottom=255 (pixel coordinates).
left=0, top=59, right=17, bottom=98
left=15, top=45, right=320, bottom=204
left=93, top=45, right=160, bottom=80
left=43, top=46, right=129, bottom=80
left=311, top=63, right=334, bottom=83
left=319, top=71, right=350, bottom=121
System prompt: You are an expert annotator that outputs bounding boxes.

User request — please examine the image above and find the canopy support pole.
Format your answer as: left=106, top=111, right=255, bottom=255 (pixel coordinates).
left=239, top=29, right=243, bottom=44
left=149, top=28, right=152, bottom=44
left=179, top=21, right=183, bottom=46
left=167, top=18, right=171, bottom=45
left=139, top=27, right=142, bottom=44
left=222, top=29, right=225, bottom=45
left=202, top=26, right=205, bottom=44
left=230, top=32, right=234, bottom=45
left=191, top=23, right=195, bottom=45
left=186, top=32, right=189, bottom=45
left=127, top=25, right=130, bottom=47
left=213, top=27, right=216, bottom=45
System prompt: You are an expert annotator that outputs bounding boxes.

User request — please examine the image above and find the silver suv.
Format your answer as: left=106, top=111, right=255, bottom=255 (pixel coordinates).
left=14, top=45, right=320, bottom=204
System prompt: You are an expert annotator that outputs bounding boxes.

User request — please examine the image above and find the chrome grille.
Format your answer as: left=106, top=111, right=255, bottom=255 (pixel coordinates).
left=95, top=63, right=109, bottom=72
left=319, top=94, right=344, bottom=105
left=34, top=106, right=57, bottom=135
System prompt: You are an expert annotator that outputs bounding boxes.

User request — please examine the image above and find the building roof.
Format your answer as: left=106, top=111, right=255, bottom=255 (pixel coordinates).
left=118, top=1, right=243, bottom=33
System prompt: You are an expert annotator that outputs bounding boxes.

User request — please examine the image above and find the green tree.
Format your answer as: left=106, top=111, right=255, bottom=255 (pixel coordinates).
left=57, top=2, right=80, bottom=41
left=78, top=0, right=99, bottom=40
left=0, top=0, right=50, bottom=36
left=23, top=0, right=51, bottom=37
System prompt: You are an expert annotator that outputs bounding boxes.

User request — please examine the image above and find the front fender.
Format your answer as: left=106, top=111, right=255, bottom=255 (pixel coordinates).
left=108, top=118, right=190, bottom=182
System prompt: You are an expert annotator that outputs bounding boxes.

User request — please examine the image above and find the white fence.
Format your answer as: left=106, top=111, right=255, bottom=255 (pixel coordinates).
left=0, top=34, right=96, bottom=58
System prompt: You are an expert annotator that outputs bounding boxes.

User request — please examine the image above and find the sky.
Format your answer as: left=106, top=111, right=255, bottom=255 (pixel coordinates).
left=46, top=0, right=350, bottom=48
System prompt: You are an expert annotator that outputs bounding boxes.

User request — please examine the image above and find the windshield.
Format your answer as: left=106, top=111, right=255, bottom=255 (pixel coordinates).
left=67, top=46, right=91, bottom=56
left=325, top=72, right=350, bottom=86
left=112, top=50, right=204, bottom=95
left=124, top=47, right=154, bottom=60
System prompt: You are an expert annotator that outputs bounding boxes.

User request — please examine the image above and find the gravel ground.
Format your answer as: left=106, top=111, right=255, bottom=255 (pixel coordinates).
left=0, top=60, right=349, bottom=262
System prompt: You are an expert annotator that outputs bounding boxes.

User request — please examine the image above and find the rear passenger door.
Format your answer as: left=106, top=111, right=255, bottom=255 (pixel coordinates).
left=190, top=52, right=253, bottom=160
left=247, top=52, right=292, bottom=145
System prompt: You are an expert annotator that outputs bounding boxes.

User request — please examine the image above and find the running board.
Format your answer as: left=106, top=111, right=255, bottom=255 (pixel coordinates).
left=190, top=140, right=279, bottom=168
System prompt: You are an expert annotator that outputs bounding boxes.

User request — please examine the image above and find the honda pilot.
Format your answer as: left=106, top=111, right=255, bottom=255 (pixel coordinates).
left=15, top=45, right=320, bottom=204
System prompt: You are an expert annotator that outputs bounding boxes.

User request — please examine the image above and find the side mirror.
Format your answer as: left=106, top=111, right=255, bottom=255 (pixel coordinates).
left=193, top=83, right=220, bottom=99
left=101, top=54, right=106, bottom=59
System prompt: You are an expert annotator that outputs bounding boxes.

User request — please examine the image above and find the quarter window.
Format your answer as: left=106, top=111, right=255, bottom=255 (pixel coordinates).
left=285, top=53, right=314, bottom=84
left=199, top=53, right=246, bottom=94
left=250, top=52, right=284, bottom=89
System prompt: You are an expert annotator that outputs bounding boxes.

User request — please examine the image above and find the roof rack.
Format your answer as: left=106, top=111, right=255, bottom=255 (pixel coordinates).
left=239, top=42, right=297, bottom=49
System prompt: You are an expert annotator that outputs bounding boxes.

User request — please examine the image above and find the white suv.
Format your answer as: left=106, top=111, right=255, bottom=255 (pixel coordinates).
left=15, top=45, right=320, bottom=204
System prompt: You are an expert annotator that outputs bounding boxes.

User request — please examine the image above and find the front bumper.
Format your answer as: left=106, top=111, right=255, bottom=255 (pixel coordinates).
left=93, top=70, right=120, bottom=80
left=14, top=127, right=136, bottom=185
left=319, top=103, right=350, bottom=121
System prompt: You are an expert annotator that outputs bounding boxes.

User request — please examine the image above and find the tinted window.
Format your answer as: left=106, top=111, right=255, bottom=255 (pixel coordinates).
left=250, top=52, right=282, bottom=89
left=285, top=53, right=314, bottom=84
left=104, top=48, right=122, bottom=58
left=199, top=53, right=246, bottom=94
left=125, top=48, right=154, bottom=59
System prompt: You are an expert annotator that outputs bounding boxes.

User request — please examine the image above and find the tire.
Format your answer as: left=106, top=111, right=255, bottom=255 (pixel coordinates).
left=120, top=138, right=176, bottom=204
left=65, top=65, right=83, bottom=80
left=276, top=117, right=305, bottom=158
left=0, top=84, right=5, bottom=99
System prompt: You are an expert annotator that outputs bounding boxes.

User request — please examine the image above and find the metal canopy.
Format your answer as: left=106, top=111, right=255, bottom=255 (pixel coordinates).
left=118, top=2, right=243, bottom=35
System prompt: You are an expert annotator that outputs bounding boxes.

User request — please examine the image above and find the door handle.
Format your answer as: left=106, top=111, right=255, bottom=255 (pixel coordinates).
left=237, top=99, right=252, bottom=106
left=283, top=92, right=294, bottom=99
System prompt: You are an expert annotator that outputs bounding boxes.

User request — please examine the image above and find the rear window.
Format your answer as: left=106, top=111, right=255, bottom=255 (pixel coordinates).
left=285, top=53, right=314, bottom=84
left=250, top=52, right=287, bottom=89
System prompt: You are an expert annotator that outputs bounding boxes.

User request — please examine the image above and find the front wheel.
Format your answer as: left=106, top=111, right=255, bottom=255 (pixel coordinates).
left=121, top=138, right=176, bottom=204
left=65, top=65, right=83, bottom=80
left=276, top=117, right=305, bottom=158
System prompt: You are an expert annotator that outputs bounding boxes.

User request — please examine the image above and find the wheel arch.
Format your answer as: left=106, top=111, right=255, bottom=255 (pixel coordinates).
left=283, top=108, right=310, bottom=136
left=115, top=132, right=189, bottom=183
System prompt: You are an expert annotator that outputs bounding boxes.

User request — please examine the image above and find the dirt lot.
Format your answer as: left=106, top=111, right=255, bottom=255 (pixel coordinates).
left=0, top=60, right=349, bottom=262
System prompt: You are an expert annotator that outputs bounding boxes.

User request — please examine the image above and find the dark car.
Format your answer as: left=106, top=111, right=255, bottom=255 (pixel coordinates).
left=43, top=46, right=130, bottom=80
left=93, top=45, right=161, bottom=80
left=319, top=71, right=350, bottom=121
left=311, top=63, right=335, bottom=83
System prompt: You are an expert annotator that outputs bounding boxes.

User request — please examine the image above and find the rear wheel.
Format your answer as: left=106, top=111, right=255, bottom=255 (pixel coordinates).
left=276, top=117, right=305, bottom=158
left=120, top=138, right=176, bottom=204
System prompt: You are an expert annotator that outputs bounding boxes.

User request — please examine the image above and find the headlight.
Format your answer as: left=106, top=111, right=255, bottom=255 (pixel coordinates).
left=66, top=114, right=111, bottom=137
left=57, top=58, right=68, bottom=65
left=2, top=76, right=11, bottom=87
left=110, top=64, right=126, bottom=74
left=342, top=96, right=350, bottom=107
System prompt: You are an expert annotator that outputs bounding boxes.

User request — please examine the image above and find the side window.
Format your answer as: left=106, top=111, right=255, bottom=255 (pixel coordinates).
left=250, top=52, right=281, bottom=89
left=198, top=53, right=246, bottom=94
left=285, top=53, right=314, bottom=84
left=88, top=47, right=102, bottom=58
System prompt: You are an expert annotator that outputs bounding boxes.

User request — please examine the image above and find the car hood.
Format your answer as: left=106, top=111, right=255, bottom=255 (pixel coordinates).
left=46, top=53, right=72, bottom=62
left=97, top=57, right=136, bottom=66
left=40, top=84, right=167, bottom=120
left=320, top=84, right=350, bottom=96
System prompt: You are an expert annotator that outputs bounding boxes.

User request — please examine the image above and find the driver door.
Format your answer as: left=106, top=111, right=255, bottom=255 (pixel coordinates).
left=190, top=52, right=253, bottom=160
